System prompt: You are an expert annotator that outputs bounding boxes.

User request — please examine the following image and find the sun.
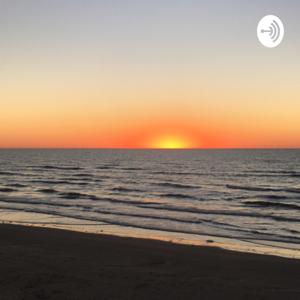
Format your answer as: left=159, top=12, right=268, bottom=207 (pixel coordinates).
left=146, top=134, right=197, bottom=149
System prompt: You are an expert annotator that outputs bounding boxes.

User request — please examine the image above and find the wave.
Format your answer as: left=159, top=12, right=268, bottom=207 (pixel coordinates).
left=223, top=195, right=254, bottom=201
left=32, top=165, right=82, bottom=171
left=59, top=192, right=88, bottom=200
left=159, top=193, right=197, bottom=200
left=244, top=201, right=300, bottom=211
left=239, top=170, right=300, bottom=178
left=0, top=197, right=268, bottom=234
left=1, top=188, right=299, bottom=224
left=61, top=176, right=103, bottom=184
left=153, top=182, right=199, bottom=189
left=0, top=171, right=19, bottom=176
left=226, top=184, right=300, bottom=194
left=1, top=202, right=300, bottom=246
left=37, top=188, right=58, bottom=194
left=245, top=170, right=300, bottom=175
left=286, top=229, right=300, bottom=235
left=0, top=196, right=209, bottom=229
left=30, top=180, right=89, bottom=186
left=151, top=170, right=300, bottom=179
left=0, top=197, right=71, bottom=208
left=0, top=188, right=17, bottom=192
left=285, top=188, right=300, bottom=194
left=230, top=173, right=300, bottom=178
left=0, top=197, right=203, bottom=227
left=111, top=187, right=143, bottom=193
left=1, top=183, right=299, bottom=225
left=5, top=183, right=28, bottom=188
left=62, top=177, right=92, bottom=182
left=0, top=194, right=160, bottom=209
left=150, top=171, right=201, bottom=176
left=227, top=184, right=280, bottom=192
left=256, top=195, right=289, bottom=200
left=138, top=203, right=300, bottom=223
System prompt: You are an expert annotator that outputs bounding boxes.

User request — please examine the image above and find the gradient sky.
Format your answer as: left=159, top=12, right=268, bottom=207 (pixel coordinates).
left=0, top=0, right=299, bottom=148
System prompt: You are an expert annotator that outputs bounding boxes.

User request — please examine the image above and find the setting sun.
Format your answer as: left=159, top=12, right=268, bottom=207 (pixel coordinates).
left=145, top=134, right=198, bottom=149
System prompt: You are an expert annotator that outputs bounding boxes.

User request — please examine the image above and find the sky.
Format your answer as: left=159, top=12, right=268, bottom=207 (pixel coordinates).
left=0, top=0, right=299, bottom=148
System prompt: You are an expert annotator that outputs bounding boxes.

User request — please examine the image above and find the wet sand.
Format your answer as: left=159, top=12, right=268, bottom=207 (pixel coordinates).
left=0, top=223, right=299, bottom=300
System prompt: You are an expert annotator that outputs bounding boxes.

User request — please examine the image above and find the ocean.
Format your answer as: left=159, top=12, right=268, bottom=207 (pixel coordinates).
left=0, top=149, right=299, bottom=258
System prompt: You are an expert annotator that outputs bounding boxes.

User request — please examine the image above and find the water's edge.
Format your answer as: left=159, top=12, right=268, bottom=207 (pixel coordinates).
left=1, top=210, right=299, bottom=260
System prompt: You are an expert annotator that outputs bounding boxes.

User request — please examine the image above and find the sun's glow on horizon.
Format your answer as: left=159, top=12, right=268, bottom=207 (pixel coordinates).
left=144, top=134, right=199, bottom=149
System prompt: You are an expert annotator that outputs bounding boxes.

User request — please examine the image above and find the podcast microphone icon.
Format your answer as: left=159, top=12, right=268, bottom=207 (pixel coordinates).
left=257, top=15, right=284, bottom=48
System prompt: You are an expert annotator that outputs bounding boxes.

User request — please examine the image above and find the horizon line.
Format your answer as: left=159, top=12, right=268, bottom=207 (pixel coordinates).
left=0, top=147, right=299, bottom=150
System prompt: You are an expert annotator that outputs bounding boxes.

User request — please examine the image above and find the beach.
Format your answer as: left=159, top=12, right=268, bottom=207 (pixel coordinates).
left=1, top=223, right=299, bottom=300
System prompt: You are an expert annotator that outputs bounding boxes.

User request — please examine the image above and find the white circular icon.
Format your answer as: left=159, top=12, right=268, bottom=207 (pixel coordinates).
left=257, top=15, right=284, bottom=48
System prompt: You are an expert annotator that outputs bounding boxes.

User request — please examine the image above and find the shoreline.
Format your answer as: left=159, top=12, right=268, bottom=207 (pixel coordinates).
left=1, top=210, right=300, bottom=260
left=1, top=217, right=300, bottom=260
left=1, top=223, right=300, bottom=299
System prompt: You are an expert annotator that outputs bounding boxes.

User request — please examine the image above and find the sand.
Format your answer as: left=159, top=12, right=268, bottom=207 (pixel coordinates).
left=0, top=223, right=299, bottom=300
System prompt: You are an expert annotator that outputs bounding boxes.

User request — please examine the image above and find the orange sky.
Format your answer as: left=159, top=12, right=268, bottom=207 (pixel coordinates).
left=1, top=69, right=299, bottom=148
left=1, top=1, right=299, bottom=148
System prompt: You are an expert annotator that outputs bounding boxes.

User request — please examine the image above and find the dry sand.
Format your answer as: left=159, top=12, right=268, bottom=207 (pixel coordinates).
left=0, top=224, right=300, bottom=299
